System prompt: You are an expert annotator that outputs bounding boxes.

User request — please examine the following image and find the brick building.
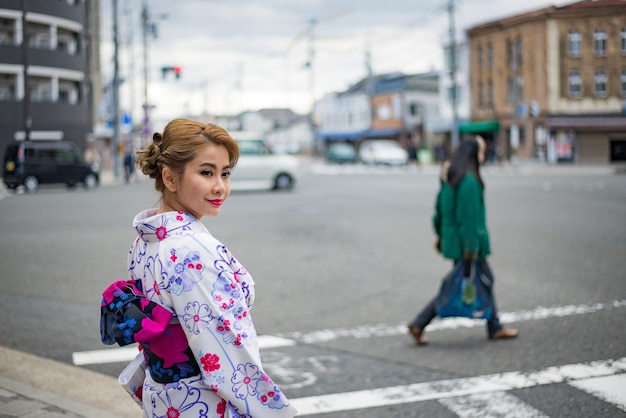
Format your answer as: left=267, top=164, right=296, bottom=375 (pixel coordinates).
left=467, top=0, right=626, bottom=164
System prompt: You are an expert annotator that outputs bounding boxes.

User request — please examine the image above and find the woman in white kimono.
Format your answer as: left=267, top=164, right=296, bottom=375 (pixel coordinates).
left=129, top=118, right=297, bottom=417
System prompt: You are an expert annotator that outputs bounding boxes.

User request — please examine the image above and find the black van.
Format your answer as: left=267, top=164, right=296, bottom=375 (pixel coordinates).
left=3, top=141, right=99, bottom=193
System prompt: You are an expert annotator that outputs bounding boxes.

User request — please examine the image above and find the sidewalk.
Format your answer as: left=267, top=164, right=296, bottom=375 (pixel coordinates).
left=486, top=161, right=624, bottom=176
left=0, top=346, right=139, bottom=417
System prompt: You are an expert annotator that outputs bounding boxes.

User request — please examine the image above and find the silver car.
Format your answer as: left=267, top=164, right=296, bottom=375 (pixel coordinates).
left=230, top=132, right=299, bottom=191
left=359, top=139, right=409, bottom=166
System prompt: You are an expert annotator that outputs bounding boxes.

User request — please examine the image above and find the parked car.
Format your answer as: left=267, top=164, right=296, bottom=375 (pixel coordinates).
left=359, top=139, right=409, bottom=166
left=230, top=132, right=299, bottom=191
left=325, top=142, right=357, bottom=164
left=3, top=140, right=99, bottom=193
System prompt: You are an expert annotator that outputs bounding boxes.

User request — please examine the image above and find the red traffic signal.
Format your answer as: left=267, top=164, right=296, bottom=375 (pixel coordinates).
left=161, top=66, right=182, bottom=80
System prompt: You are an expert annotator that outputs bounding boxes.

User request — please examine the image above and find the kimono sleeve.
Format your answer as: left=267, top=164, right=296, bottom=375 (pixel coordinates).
left=159, top=236, right=297, bottom=417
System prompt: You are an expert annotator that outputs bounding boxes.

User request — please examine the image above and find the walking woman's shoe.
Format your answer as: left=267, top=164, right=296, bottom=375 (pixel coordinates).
left=408, top=325, right=429, bottom=345
left=490, top=328, right=519, bottom=340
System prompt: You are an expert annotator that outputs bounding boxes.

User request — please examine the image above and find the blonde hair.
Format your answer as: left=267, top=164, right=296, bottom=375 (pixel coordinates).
left=136, top=118, right=239, bottom=193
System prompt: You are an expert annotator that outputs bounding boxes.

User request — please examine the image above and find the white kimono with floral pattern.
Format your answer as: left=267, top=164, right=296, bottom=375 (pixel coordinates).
left=128, top=209, right=297, bottom=418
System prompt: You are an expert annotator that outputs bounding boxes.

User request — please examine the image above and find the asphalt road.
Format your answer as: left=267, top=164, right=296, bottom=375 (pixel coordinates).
left=1, top=162, right=625, bottom=417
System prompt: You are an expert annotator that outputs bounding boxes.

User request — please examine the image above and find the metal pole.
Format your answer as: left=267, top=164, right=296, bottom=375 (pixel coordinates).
left=141, top=0, right=150, bottom=145
left=308, top=18, right=316, bottom=114
left=21, top=0, right=31, bottom=141
left=448, top=0, right=460, bottom=149
left=112, top=0, right=120, bottom=177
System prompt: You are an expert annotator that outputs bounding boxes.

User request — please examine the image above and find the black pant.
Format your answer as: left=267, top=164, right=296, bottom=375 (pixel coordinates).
left=409, top=259, right=503, bottom=337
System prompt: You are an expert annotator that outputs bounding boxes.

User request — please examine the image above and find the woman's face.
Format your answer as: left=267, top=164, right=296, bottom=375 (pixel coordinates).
left=165, top=142, right=232, bottom=219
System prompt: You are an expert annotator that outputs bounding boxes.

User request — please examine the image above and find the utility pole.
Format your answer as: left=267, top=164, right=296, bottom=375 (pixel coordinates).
left=140, top=1, right=166, bottom=144
left=21, top=0, right=31, bottom=142
left=365, top=33, right=373, bottom=78
left=112, top=0, right=120, bottom=177
left=307, top=18, right=316, bottom=115
left=125, top=1, right=135, bottom=135
left=141, top=0, right=150, bottom=146
left=510, top=38, right=521, bottom=164
left=448, top=0, right=460, bottom=148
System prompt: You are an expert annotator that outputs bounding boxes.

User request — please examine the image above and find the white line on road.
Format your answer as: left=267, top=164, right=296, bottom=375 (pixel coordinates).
left=290, top=357, right=626, bottom=415
left=569, top=374, right=626, bottom=412
left=72, top=335, right=295, bottom=366
left=74, top=300, right=625, bottom=365
left=280, top=299, right=626, bottom=344
left=439, top=391, right=550, bottom=418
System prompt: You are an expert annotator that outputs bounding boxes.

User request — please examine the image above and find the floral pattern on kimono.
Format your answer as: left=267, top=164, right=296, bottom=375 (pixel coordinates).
left=128, top=209, right=297, bottom=418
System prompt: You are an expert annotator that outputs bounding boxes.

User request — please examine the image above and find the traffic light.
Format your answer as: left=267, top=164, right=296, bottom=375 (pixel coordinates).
left=161, top=66, right=182, bottom=80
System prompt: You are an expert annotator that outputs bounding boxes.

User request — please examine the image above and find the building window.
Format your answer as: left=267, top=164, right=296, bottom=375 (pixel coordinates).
left=477, top=45, right=483, bottom=70
left=568, top=29, right=581, bottom=57
left=487, top=42, right=494, bottom=69
left=478, top=82, right=484, bottom=107
left=621, top=69, right=626, bottom=96
left=507, top=37, right=523, bottom=69
left=59, top=81, right=80, bottom=105
left=621, top=28, right=626, bottom=55
left=568, top=70, right=581, bottom=98
left=0, top=74, right=16, bottom=100
left=594, top=69, right=607, bottom=98
left=487, top=80, right=494, bottom=107
left=594, top=29, right=607, bottom=56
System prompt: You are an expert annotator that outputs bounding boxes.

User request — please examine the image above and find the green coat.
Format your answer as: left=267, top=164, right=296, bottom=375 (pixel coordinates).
left=432, top=172, right=491, bottom=261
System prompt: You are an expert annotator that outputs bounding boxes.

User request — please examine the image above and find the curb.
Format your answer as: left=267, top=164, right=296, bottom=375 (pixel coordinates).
left=0, top=346, right=139, bottom=418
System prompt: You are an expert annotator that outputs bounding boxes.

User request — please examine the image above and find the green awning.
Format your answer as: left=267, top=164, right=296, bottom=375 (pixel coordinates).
left=459, top=120, right=500, bottom=134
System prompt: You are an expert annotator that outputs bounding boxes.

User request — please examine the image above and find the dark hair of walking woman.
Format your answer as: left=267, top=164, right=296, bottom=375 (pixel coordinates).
left=447, top=135, right=486, bottom=188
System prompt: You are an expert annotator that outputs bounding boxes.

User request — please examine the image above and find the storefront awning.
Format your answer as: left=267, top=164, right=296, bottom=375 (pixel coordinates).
left=315, top=131, right=366, bottom=141
left=315, top=128, right=403, bottom=141
left=549, top=116, right=626, bottom=131
left=364, top=128, right=402, bottom=138
left=459, top=120, right=500, bottom=134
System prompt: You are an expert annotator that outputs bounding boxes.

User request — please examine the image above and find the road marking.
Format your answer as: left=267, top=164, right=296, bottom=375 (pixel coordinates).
left=290, top=357, right=626, bottom=415
left=569, top=374, right=626, bottom=412
left=72, top=335, right=295, bottom=366
left=439, top=391, right=549, bottom=418
left=73, top=346, right=139, bottom=366
left=74, top=300, right=625, bottom=365
left=280, top=299, right=626, bottom=344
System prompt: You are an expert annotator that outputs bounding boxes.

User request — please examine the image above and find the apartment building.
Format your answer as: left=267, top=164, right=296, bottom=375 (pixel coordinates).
left=0, top=0, right=99, bottom=155
left=467, top=0, right=626, bottom=164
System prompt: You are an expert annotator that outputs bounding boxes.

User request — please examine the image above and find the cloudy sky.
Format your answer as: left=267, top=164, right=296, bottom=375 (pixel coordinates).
left=99, top=0, right=573, bottom=123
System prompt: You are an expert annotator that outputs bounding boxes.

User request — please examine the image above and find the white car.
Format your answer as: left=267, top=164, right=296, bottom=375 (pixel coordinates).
left=359, top=139, right=409, bottom=166
left=229, top=132, right=299, bottom=191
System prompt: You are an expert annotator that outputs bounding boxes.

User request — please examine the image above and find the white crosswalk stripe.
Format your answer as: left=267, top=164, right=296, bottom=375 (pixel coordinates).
left=439, top=391, right=549, bottom=418
left=75, top=301, right=626, bottom=416
left=569, top=374, right=626, bottom=412
left=290, top=357, right=626, bottom=415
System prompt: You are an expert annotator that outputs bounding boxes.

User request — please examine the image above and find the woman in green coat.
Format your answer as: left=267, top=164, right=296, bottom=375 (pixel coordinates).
left=408, top=136, right=518, bottom=345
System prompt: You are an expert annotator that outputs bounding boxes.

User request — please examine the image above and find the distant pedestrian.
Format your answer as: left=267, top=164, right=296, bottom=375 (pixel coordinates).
left=408, top=136, right=518, bottom=345
left=123, top=151, right=134, bottom=183
left=84, top=142, right=101, bottom=173
left=101, top=119, right=297, bottom=417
